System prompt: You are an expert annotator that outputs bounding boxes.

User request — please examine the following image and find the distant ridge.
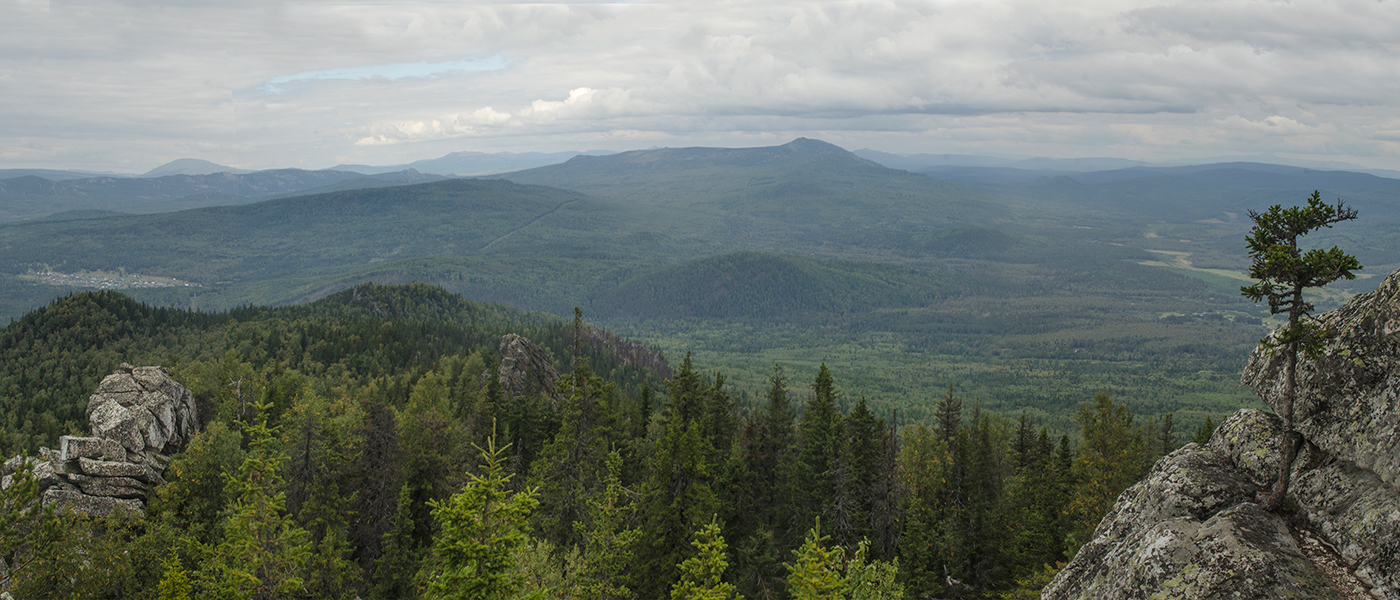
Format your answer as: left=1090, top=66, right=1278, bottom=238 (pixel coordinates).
left=334, top=149, right=614, bottom=176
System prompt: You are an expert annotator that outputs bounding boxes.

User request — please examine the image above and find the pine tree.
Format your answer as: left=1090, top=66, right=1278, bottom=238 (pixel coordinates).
left=1066, top=392, right=1146, bottom=554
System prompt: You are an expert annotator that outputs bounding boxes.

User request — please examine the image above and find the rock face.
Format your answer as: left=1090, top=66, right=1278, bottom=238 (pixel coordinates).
left=497, top=334, right=563, bottom=408
left=1, top=364, right=195, bottom=517
left=1045, top=267, right=1400, bottom=600
left=87, top=363, right=200, bottom=454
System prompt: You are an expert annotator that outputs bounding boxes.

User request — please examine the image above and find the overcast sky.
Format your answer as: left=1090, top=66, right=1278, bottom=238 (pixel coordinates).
left=3, top=0, right=1399, bottom=173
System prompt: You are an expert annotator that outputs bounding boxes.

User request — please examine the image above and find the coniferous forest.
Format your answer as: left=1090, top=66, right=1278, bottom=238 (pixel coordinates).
left=0, top=284, right=1189, bottom=599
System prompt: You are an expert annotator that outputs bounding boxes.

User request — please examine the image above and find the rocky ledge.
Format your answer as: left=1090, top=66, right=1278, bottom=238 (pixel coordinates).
left=1045, top=268, right=1400, bottom=600
left=0, top=364, right=198, bottom=517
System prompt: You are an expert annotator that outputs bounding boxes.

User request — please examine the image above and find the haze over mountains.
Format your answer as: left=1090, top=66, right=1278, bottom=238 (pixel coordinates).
left=3, top=137, right=1397, bottom=428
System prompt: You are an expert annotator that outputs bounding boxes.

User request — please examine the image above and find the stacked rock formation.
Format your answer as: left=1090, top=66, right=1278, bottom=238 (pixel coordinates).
left=0, top=364, right=199, bottom=517
left=498, top=333, right=564, bottom=408
left=1044, top=269, right=1400, bottom=600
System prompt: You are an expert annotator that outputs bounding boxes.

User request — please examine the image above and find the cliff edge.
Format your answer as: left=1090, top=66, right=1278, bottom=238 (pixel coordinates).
left=1044, top=268, right=1400, bottom=600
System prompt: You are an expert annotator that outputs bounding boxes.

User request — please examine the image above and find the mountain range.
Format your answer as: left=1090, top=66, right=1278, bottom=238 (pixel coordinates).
left=3, top=137, right=1397, bottom=429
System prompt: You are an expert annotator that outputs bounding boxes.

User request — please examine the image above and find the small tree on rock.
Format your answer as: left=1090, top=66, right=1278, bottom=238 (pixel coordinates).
left=1241, top=190, right=1361, bottom=510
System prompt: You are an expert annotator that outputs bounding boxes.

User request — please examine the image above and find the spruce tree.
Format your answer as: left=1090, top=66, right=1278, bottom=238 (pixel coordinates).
left=733, top=364, right=799, bottom=597
left=934, top=384, right=961, bottom=447
left=574, top=451, right=641, bottom=600
left=371, top=484, right=423, bottom=600
left=210, top=398, right=313, bottom=600
left=786, top=520, right=844, bottom=600
left=636, top=354, right=725, bottom=599
left=1066, top=392, right=1146, bottom=554
left=798, top=364, right=843, bottom=531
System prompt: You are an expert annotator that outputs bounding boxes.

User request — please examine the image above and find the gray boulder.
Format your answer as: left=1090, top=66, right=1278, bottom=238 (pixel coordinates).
left=1042, top=438, right=1335, bottom=599
left=86, top=363, right=199, bottom=455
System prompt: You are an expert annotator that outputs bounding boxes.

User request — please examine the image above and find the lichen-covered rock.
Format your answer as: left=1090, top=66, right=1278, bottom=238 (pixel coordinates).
left=40, top=488, right=144, bottom=518
left=1042, top=443, right=1333, bottom=599
left=1049, top=268, right=1400, bottom=600
left=497, top=334, right=563, bottom=408
left=77, top=457, right=166, bottom=486
left=67, top=473, right=148, bottom=499
left=1241, top=267, right=1400, bottom=489
left=86, top=363, right=199, bottom=455
left=59, top=435, right=126, bottom=462
left=1290, top=451, right=1400, bottom=595
left=6, top=364, right=196, bottom=519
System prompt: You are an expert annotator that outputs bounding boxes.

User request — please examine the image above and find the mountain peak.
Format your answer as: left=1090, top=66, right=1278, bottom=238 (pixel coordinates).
left=142, top=158, right=248, bottom=177
left=782, top=137, right=849, bottom=154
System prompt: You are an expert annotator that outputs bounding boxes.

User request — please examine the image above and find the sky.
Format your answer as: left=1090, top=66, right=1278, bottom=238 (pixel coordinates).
left=3, top=0, right=1400, bottom=173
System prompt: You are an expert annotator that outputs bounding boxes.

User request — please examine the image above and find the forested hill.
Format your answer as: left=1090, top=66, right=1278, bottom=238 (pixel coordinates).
left=0, top=282, right=660, bottom=454
left=0, top=282, right=1182, bottom=600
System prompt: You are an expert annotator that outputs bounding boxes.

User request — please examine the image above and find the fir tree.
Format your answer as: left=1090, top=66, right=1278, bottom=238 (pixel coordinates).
left=671, top=517, right=742, bottom=600
left=420, top=430, right=540, bottom=600
left=786, top=520, right=844, bottom=600
left=1241, top=192, right=1359, bottom=510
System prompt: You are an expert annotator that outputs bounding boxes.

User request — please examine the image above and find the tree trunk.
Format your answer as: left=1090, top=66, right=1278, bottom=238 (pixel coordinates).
left=1263, top=340, right=1301, bottom=511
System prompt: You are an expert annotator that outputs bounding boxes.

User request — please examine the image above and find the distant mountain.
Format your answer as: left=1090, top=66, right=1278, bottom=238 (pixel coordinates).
left=853, top=149, right=1018, bottom=171
left=335, top=150, right=614, bottom=176
left=855, top=150, right=1148, bottom=173
left=500, top=138, right=1006, bottom=243
left=0, top=168, right=447, bottom=222
left=142, top=158, right=249, bottom=177
left=0, top=168, right=128, bottom=181
left=0, top=178, right=610, bottom=283
left=1068, top=162, right=1400, bottom=189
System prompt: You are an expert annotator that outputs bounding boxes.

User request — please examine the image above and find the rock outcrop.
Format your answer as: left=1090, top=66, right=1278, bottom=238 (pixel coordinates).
left=0, top=364, right=197, bottom=517
left=497, top=334, right=563, bottom=408
left=1045, top=268, right=1400, bottom=600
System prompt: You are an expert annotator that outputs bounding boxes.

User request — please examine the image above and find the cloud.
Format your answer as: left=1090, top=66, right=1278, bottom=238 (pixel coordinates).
left=259, top=56, right=508, bottom=94
left=3, top=0, right=1400, bottom=171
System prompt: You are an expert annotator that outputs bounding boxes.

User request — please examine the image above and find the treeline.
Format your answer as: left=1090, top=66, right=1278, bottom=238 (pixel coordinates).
left=0, top=285, right=1204, bottom=598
